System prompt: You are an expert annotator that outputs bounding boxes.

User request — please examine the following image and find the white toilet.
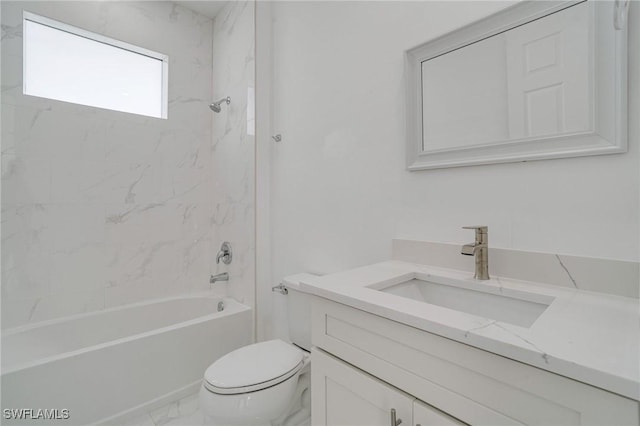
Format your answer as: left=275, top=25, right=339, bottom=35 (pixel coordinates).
left=199, top=273, right=316, bottom=426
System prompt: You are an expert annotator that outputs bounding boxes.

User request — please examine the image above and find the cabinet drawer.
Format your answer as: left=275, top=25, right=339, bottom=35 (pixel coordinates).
left=312, top=297, right=639, bottom=425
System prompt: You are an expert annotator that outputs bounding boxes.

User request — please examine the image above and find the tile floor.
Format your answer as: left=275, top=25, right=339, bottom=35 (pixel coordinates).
left=120, top=391, right=311, bottom=426
left=120, top=392, right=204, bottom=426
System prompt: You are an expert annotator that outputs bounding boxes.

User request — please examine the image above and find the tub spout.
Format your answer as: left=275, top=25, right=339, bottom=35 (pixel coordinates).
left=210, top=272, right=229, bottom=284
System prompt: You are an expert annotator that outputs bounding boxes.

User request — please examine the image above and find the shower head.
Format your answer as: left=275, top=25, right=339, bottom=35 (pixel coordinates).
left=209, top=96, right=231, bottom=113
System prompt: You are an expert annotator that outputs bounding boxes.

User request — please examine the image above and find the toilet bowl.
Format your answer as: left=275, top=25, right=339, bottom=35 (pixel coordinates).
left=200, top=273, right=317, bottom=426
left=199, top=340, right=309, bottom=426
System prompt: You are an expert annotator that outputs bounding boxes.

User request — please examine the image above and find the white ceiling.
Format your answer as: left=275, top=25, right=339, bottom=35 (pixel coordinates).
left=175, top=1, right=229, bottom=19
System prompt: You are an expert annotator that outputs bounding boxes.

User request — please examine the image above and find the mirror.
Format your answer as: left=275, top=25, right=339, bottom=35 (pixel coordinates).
left=406, top=0, right=628, bottom=170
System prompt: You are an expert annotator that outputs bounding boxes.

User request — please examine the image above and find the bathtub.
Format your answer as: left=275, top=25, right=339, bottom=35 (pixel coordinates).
left=1, top=295, right=252, bottom=425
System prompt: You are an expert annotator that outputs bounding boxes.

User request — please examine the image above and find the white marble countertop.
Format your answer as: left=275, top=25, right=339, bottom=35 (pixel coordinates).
left=299, top=260, right=640, bottom=401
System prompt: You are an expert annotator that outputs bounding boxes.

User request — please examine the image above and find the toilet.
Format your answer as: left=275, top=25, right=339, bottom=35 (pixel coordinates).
left=199, top=273, right=316, bottom=426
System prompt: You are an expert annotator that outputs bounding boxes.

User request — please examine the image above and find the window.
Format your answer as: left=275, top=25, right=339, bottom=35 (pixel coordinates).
left=23, top=12, right=168, bottom=119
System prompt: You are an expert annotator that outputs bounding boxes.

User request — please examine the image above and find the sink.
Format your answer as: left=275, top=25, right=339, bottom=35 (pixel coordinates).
left=372, top=274, right=553, bottom=328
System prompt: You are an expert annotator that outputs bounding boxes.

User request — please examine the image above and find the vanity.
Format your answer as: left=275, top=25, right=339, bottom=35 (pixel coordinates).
left=300, top=240, right=639, bottom=425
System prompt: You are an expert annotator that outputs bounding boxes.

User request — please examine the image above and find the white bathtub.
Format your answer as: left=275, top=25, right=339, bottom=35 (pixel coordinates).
left=1, top=295, right=252, bottom=425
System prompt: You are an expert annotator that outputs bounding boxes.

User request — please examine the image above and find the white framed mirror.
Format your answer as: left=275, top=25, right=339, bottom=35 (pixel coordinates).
left=406, top=0, right=629, bottom=171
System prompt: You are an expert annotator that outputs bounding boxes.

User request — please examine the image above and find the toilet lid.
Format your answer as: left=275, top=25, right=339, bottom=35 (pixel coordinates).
left=204, top=340, right=304, bottom=394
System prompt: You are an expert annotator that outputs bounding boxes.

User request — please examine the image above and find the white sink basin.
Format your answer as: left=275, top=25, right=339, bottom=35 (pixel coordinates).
left=372, top=274, right=554, bottom=328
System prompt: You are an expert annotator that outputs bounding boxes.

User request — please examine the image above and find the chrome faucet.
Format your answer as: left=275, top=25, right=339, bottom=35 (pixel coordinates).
left=210, top=272, right=229, bottom=284
left=461, top=226, right=490, bottom=280
left=216, top=242, right=232, bottom=265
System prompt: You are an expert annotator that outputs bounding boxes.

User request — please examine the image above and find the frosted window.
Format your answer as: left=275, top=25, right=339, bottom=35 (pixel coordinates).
left=23, top=12, right=168, bottom=119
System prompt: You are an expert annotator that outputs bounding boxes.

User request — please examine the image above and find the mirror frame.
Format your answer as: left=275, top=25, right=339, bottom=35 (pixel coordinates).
left=405, top=0, right=628, bottom=171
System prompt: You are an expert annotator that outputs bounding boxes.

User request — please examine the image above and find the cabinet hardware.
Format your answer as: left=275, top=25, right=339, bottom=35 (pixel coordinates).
left=390, top=408, right=402, bottom=426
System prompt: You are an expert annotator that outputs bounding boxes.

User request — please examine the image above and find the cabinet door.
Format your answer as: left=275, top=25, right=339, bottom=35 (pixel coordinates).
left=414, top=400, right=466, bottom=426
left=312, top=348, right=413, bottom=426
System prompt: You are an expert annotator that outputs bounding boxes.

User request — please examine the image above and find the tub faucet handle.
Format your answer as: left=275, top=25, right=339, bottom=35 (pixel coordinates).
left=216, top=242, right=232, bottom=265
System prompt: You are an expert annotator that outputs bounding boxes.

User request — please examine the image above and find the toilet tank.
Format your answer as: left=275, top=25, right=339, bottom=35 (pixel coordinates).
left=282, top=273, right=319, bottom=352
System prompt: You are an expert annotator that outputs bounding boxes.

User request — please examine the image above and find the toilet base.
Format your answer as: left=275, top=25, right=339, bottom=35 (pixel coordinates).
left=276, top=369, right=310, bottom=426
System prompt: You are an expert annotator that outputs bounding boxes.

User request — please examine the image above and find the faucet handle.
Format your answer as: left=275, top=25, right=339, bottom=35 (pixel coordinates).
left=462, top=226, right=488, bottom=232
left=463, top=226, right=488, bottom=243
left=216, top=241, right=232, bottom=265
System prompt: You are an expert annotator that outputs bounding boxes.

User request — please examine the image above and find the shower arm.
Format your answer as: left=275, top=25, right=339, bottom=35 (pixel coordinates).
left=209, top=96, right=231, bottom=112
left=213, top=96, right=231, bottom=107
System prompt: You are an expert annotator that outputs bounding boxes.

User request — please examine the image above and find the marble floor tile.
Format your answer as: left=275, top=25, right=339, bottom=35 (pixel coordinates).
left=148, top=392, right=202, bottom=426
left=117, top=412, right=155, bottom=426
left=121, top=389, right=310, bottom=426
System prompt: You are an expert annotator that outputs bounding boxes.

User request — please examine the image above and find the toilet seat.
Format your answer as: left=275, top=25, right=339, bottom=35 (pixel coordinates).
left=204, top=360, right=304, bottom=395
left=203, top=340, right=305, bottom=395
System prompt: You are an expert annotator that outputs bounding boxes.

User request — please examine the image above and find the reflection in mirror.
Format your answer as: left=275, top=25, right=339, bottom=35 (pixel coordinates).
left=406, top=0, right=628, bottom=170
left=422, top=2, right=591, bottom=151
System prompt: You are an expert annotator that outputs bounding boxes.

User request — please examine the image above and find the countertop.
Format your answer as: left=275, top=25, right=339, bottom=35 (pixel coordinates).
left=299, top=260, right=640, bottom=400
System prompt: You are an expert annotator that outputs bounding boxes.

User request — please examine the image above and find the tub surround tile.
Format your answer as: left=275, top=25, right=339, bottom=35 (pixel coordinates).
left=2, top=288, right=105, bottom=329
left=21, top=288, right=106, bottom=325
left=210, top=0, right=256, bottom=309
left=0, top=21, right=23, bottom=57
left=1, top=204, right=52, bottom=302
left=1, top=154, right=52, bottom=204
left=1, top=255, right=50, bottom=301
left=0, top=0, right=215, bottom=329
left=105, top=204, right=182, bottom=244
left=0, top=49, right=21, bottom=94
left=1, top=0, right=256, bottom=329
left=7, top=107, right=105, bottom=161
left=392, top=239, right=639, bottom=298
left=178, top=236, right=211, bottom=288
left=0, top=298, right=38, bottom=329
left=50, top=243, right=107, bottom=293
left=48, top=204, right=106, bottom=250
left=105, top=242, right=178, bottom=290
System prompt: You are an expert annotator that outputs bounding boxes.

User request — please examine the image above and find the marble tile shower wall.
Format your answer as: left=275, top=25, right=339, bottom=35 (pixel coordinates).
left=210, top=0, right=256, bottom=309
left=1, top=1, right=215, bottom=328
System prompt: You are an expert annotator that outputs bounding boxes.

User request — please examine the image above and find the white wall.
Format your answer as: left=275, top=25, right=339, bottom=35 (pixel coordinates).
left=263, top=1, right=639, bottom=339
left=1, top=1, right=215, bottom=328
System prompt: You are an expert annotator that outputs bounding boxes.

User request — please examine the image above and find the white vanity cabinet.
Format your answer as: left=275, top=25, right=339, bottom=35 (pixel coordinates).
left=310, top=297, right=639, bottom=426
left=312, top=348, right=465, bottom=426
